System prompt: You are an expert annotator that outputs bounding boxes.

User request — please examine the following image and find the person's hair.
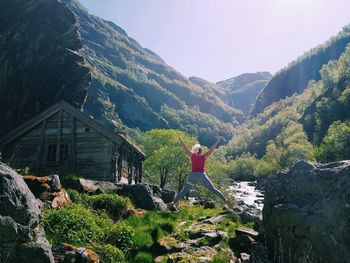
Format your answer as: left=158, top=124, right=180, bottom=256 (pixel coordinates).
left=191, top=144, right=202, bottom=155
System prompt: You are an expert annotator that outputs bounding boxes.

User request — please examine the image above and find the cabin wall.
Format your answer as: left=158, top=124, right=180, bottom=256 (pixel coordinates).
left=1, top=108, right=143, bottom=183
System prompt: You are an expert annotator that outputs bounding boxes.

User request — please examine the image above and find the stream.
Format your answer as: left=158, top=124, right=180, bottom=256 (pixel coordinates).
left=229, top=181, right=264, bottom=221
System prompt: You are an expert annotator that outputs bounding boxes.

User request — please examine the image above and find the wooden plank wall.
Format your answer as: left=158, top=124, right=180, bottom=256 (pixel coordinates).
left=2, top=109, right=142, bottom=183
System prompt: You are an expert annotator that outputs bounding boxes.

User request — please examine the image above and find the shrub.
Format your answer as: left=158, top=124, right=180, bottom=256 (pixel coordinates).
left=104, top=223, right=134, bottom=253
left=66, top=189, right=82, bottom=203
left=94, top=244, right=125, bottom=263
left=150, top=225, right=163, bottom=243
left=43, top=204, right=112, bottom=245
left=134, top=252, right=154, bottom=263
left=61, top=173, right=79, bottom=188
left=159, top=221, right=176, bottom=234
left=86, top=193, right=132, bottom=220
left=210, top=251, right=231, bottom=263
left=132, top=232, right=153, bottom=250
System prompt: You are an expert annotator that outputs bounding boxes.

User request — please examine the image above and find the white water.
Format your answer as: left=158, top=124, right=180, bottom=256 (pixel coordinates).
left=229, top=181, right=264, bottom=211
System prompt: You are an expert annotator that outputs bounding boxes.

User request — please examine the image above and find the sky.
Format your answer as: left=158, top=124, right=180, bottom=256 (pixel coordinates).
left=79, top=0, right=350, bottom=83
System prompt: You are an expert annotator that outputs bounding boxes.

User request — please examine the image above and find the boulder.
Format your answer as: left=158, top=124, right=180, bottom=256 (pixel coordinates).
left=0, top=162, right=54, bottom=263
left=229, top=235, right=256, bottom=254
left=116, top=184, right=167, bottom=210
left=263, top=160, right=350, bottom=263
left=76, top=178, right=119, bottom=194
left=151, top=185, right=175, bottom=204
left=23, top=174, right=71, bottom=208
left=52, top=243, right=99, bottom=263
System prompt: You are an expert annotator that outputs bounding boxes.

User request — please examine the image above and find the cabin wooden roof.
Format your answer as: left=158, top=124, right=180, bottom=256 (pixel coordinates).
left=0, top=100, right=145, bottom=158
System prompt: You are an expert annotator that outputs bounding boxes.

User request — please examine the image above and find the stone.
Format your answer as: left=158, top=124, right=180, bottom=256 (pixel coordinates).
left=51, top=190, right=72, bottom=209
left=77, top=178, right=119, bottom=194
left=0, top=162, right=54, bottom=263
left=229, top=235, right=256, bottom=254
left=0, top=164, right=41, bottom=243
left=263, top=160, right=350, bottom=263
left=64, top=247, right=100, bottom=263
left=235, top=227, right=259, bottom=238
left=48, top=174, right=61, bottom=192
left=116, top=183, right=167, bottom=210
left=240, top=253, right=250, bottom=262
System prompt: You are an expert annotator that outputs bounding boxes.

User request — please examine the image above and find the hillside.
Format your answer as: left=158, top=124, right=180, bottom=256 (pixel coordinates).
left=250, top=25, right=350, bottom=117
left=191, top=73, right=272, bottom=116
left=0, top=0, right=243, bottom=145
left=216, top=72, right=271, bottom=115
left=219, top=43, right=350, bottom=181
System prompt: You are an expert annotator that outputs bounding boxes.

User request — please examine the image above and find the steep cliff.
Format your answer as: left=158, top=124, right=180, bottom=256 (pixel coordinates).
left=0, top=0, right=243, bottom=144
left=217, top=72, right=272, bottom=115
left=263, top=160, right=350, bottom=262
left=0, top=0, right=91, bottom=136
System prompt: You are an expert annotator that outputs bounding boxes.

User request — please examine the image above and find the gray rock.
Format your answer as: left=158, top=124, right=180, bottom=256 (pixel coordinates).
left=263, top=160, right=350, bottom=263
left=0, top=163, right=40, bottom=242
left=77, top=178, right=119, bottom=194
left=236, top=227, right=259, bottom=238
left=48, top=174, right=61, bottom=192
left=0, top=162, right=54, bottom=263
left=229, top=235, right=256, bottom=254
left=116, top=183, right=167, bottom=210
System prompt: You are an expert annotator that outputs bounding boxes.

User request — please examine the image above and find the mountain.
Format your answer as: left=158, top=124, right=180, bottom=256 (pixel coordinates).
left=0, top=0, right=243, bottom=145
left=250, top=26, right=350, bottom=117
left=216, top=72, right=272, bottom=115
left=221, top=41, right=350, bottom=164
left=0, top=0, right=91, bottom=136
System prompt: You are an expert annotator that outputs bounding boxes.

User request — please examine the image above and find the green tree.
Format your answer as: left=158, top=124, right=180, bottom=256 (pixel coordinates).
left=317, top=120, right=350, bottom=162
left=142, top=129, right=196, bottom=189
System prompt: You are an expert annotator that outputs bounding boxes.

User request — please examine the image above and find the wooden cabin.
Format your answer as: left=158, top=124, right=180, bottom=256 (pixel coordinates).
left=0, top=101, right=145, bottom=183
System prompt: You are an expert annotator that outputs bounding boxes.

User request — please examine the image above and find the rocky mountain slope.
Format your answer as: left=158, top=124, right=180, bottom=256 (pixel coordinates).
left=251, top=26, right=350, bottom=117
left=0, top=0, right=91, bottom=136
left=0, top=0, right=243, bottom=145
left=190, top=72, right=272, bottom=117
left=216, top=72, right=272, bottom=115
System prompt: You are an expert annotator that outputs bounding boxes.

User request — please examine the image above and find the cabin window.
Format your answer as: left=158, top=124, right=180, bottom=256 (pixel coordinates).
left=59, top=143, right=69, bottom=161
left=47, top=144, right=57, bottom=162
left=46, top=143, right=70, bottom=162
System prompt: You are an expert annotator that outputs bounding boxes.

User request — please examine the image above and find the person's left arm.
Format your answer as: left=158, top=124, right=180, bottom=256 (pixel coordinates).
left=204, top=137, right=221, bottom=158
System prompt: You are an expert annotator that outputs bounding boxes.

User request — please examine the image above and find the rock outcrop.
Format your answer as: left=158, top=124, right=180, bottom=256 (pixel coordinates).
left=0, top=0, right=91, bottom=136
left=116, top=184, right=172, bottom=210
left=0, top=162, right=54, bottom=263
left=263, top=160, right=350, bottom=263
left=23, top=174, right=71, bottom=209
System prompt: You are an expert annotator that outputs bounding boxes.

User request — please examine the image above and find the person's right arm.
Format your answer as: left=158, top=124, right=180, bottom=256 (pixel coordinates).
left=179, top=138, right=192, bottom=156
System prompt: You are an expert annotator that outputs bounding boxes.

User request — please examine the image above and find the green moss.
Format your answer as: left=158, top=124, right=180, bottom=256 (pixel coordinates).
left=43, top=204, right=112, bottom=246
left=86, top=193, right=132, bottom=220
left=134, top=252, right=154, bottom=263
left=94, top=244, right=126, bottom=263
left=65, top=189, right=82, bottom=203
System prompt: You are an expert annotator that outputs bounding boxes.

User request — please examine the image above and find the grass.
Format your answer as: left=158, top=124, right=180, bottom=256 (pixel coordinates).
left=43, top=190, right=254, bottom=262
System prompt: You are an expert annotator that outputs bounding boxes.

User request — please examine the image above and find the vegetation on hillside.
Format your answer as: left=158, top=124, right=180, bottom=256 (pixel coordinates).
left=251, top=25, right=350, bottom=116
left=43, top=192, right=246, bottom=262
left=216, top=43, right=350, bottom=180
left=63, top=0, right=243, bottom=146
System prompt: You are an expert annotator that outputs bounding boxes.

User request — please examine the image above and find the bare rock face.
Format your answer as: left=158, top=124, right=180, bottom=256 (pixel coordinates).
left=0, top=162, right=54, bottom=263
left=0, top=0, right=91, bottom=136
left=263, top=160, right=350, bottom=263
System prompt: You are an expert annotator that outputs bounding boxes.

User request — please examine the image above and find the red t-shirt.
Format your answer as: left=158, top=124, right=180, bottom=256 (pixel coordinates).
left=191, top=153, right=206, bottom=172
